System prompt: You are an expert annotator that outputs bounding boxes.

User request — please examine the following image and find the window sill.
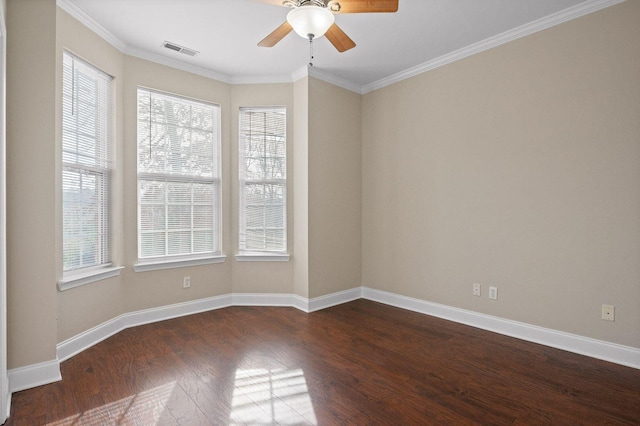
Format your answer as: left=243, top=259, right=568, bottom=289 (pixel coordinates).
left=134, top=255, right=226, bottom=272
left=58, top=265, right=125, bottom=291
left=235, top=253, right=290, bottom=262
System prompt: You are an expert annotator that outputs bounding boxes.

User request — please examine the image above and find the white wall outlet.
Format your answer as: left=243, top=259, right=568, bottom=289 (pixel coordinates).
left=601, top=304, right=614, bottom=321
left=183, top=276, right=191, bottom=289
left=489, top=286, right=498, bottom=300
left=473, top=283, right=481, bottom=297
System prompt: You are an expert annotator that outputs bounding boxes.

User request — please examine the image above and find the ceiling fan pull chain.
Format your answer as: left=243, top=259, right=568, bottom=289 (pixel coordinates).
left=308, top=34, right=314, bottom=67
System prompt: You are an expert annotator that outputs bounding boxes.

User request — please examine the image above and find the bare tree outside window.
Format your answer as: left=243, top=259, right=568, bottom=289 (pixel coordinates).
left=137, top=89, right=220, bottom=259
left=239, top=107, right=286, bottom=253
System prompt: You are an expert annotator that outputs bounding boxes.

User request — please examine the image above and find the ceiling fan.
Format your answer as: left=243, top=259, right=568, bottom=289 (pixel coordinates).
left=257, top=0, right=399, bottom=53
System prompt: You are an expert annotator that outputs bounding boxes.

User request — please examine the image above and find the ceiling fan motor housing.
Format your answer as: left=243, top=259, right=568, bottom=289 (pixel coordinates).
left=259, top=0, right=398, bottom=52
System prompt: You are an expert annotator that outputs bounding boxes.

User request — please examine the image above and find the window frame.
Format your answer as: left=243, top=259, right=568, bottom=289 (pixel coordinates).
left=237, top=106, right=288, bottom=260
left=59, top=51, right=121, bottom=290
left=134, top=87, right=224, bottom=272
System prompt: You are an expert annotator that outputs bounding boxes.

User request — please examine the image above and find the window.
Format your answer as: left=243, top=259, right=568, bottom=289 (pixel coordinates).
left=136, top=88, right=221, bottom=265
left=62, top=52, right=113, bottom=273
left=238, top=107, right=287, bottom=255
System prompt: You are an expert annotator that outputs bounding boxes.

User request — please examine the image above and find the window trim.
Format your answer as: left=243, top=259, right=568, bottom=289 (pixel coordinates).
left=136, top=87, right=222, bottom=265
left=58, top=265, right=124, bottom=291
left=61, top=51, right=116, bottom=279
left=235, top=253, right=290, bottom=262
left=238, top=106, right=288, bottom=257
left=133, top=254, right=226, bottom=272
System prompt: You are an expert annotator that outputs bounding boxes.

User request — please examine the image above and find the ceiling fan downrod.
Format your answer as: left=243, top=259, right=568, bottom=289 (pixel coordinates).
left=308, top=34, right=315, bottom=66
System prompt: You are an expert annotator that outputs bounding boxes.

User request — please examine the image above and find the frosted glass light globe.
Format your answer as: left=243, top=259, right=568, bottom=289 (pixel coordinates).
left=287, top=5, right=335, bottom=39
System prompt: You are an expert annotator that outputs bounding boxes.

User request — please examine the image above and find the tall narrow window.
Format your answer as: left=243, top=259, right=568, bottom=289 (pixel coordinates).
left=62, top=52, right=113, bottom=273
left=239, top=107, right=287, bottom=254
left=137, top=88, right=220, bottom=262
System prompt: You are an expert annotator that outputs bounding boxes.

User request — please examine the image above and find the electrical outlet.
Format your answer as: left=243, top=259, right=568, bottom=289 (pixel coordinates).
left=601, top=304, right=614, bottom=321
left=473, top=283, right=481, bottom=297
left=183, top=276, right=191, bottom=289
left=489, top=286, right=498, bottom=300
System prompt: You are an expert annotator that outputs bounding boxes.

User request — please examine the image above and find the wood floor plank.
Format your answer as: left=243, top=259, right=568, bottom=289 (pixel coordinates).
left=5, top=299, right=640, bottom=425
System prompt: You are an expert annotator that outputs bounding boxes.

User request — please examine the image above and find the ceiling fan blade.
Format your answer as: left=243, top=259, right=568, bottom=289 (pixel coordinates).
left=329, top=0, right=398, bottom=13
left=258, top=21, right=293, bottom=47
left=325, top=23, right=356, bottom=52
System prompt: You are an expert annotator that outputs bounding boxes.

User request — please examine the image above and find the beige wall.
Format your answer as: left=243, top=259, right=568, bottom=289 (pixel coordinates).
left=292, top=76, right=363, bottom=300
left=121, top=56, right=233, bottom=313
left=308, top=78, right=362, bottom=298
left=6, top=0, right=637, bottom=373
left=6, top=3, right=310, bottom=368
left=55, top=7, right=125, bottom=343
left=55, top=8, right=237, bottom=343
left=8, top=3, right=360, bottom=368
left=293, top=77, right=309, bottom=298
left=6, top=0, right=58, bottom=368
left=1, top=0, right=7, bottom=418
left=362, top=1, right=640, bottom=347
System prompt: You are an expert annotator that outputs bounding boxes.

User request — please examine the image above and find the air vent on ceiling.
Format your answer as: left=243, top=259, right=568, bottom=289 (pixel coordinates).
left=162, top=41, right=199, bottom=57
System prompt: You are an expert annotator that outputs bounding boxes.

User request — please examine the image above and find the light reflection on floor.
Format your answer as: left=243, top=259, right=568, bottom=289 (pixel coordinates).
left=38, top=367, right=317, bottom=424
left=48, top=381, right=176, bottom=425
left=231, top=368, right=317, bottom=425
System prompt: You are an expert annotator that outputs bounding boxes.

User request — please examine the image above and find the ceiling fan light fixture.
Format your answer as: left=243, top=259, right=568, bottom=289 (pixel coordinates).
left=286, top=5, right=335, bottom=40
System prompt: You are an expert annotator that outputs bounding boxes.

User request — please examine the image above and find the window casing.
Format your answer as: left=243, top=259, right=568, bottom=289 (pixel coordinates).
left=238, top=107, right=287, bottom=255
left=62, top=52, right=113, bottom=274
left=137, top=88, right=221, bottom=262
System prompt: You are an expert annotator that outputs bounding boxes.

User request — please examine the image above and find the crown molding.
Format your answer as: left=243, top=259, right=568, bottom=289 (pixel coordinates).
left=124, top=46, right=232, bottom=84
left=56, top=0, right=234, bottom=84
left=230, top=74, right=294, bottom=85
left=291, top=65, right=310, bottom=82
left=361, top=0, right=626, bottom=94
left=57, top=0, right=127, bottom=52
left=58, top=0, right=624, bottom=94
left=307, top=66, right=364, bottom=94
left=290, top=65, right=363, bottom=94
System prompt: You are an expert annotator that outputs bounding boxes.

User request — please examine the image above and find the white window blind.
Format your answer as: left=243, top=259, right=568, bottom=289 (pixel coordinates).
left=62, top=52, right=113, bottom=272
left=239, top=107, right=287, bottom=253
left=137, top=88, right=220, bottom=260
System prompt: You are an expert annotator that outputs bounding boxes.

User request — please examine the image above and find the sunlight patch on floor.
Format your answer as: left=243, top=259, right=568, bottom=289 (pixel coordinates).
left=231, top=368, right=317, bottom=425
left=48, top=381, right=177, bottom=425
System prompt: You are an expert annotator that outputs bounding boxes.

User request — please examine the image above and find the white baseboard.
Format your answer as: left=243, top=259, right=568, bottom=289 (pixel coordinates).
left=125, top=294, right=233, bottom=331
left=3, top=392, right=9, bottom=425
left=292, top=294, right=309, bottom=312
left=9, top=295, right=236, bottom=394
left=9, top=286, right=639, bottom=395
left=231, top=293, right=296, bottom=308
left=57, top=294, right=233, bottom=363
left=229, top=287, right=362, bottom=313
left=231, top=293, right=312, bottom=312
left=1, top=374, right=10, bottom=423
left=56, top=315, right=125, bottom=364
left=7, top=359, right=61, bottom=393
left=362, top=287, right=640, bottom=370
left=308, top=287, right=362, bottom=312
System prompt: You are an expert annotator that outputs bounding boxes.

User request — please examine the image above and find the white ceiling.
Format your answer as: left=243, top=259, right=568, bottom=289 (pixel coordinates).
left=61, top=0, right=609, bottom=92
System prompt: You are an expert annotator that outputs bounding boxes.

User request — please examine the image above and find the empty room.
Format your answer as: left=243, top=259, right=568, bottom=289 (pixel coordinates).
left=0, top=0, right=639, bottom=424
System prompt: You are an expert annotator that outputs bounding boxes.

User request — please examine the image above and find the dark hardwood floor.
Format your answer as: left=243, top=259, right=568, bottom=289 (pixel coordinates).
left=5, top=299, right=640, bottom=425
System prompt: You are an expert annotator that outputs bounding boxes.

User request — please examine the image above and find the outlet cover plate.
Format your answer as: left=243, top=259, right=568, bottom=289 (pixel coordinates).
left=602, top=304, right=614, bottom=321
left=473, top=283, right=481, bottom=297
left=489, top=286, right=498, bottom=300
